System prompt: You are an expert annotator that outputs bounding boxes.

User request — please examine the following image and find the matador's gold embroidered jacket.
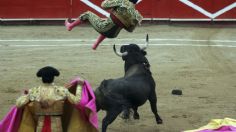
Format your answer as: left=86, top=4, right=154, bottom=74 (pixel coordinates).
left=101, top=0, right=143, bottom=31
left=16, top=83, right=82, bottom=108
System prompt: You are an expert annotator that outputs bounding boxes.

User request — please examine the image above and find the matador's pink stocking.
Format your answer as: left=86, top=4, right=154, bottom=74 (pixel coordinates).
left=92, top=34, right=106, bottom=50
left=65, top=19, right=82, bottom=31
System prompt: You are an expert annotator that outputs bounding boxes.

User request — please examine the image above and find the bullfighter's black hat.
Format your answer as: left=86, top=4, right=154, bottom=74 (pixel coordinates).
left=36, top=66, right=60, bottom=83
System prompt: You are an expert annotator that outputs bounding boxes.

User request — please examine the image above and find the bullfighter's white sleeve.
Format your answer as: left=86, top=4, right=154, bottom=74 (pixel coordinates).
left=16, top=94, right=30, bottom=108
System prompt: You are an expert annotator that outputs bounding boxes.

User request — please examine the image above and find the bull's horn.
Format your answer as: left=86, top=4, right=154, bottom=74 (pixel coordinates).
left=141, top=34, right=149, bottom=50
left=113, top=44, right=128, bottom=57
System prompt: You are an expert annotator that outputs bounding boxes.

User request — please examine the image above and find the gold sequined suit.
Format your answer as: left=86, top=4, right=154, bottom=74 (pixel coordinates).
left=79, top=0, right=143, bottom=38
left=16, top=83, right=82, bottom=132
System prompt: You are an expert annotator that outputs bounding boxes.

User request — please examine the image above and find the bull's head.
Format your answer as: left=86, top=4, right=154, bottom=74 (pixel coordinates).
left=113, top=34, right=149, bottom=57
left=113, top=34, right=150, bottom=72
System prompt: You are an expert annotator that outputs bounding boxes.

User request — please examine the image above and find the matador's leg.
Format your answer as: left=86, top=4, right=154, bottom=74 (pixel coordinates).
left=65, top=11, right=122, bottom=49
left=65, top=18, right=83, bottom=31
left=79, top=11, right=115, bottom=34
left=92, top=34, right=106, bottom=50
left=80, top=11, right=122, bottom=50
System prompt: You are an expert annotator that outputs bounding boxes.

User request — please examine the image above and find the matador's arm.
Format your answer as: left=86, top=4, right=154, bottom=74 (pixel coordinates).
left=16, top=94, right=30, bottom=108
left=66, top=85, right=82, bottom=104
left=57, top=85, right=82, bottom=104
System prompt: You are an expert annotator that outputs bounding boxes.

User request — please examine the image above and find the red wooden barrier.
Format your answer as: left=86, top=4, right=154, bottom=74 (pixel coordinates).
left=0, top=0, right=236, bottom=20
left=0, top=0, right=31, bottom=18
left=171, top=0, right=209, bottom=19
left=213, top=0, right=236, bottom=19
left=30, top=0, right=71, bottom=18
left=176, top=0, right=236, bottom=20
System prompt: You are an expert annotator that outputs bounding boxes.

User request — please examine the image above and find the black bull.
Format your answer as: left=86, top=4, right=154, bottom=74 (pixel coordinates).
left=95, top=35, right=163, bottom=132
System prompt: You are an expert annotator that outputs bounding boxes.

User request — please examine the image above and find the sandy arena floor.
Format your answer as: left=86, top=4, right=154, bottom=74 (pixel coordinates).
left=0, top=23, right=236, bottom=132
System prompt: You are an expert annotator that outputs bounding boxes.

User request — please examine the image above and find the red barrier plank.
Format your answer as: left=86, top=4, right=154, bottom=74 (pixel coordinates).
left=72, top=0, right=87, bottom=18
left=215, top=8, right=236, bottom=19
left=72, top=0, right=105, bottom=18
left=136, top=0, right=152, bottom=18
left=30, top=0, right=70, bottom=18
left=170, top=0, right=209, bottom=19
left=151, top=0, right=171, bottom=19
left=0, top=0, right=31, bottom=18
left=212, top=0, right=236, bottom=13
left=189, top=0, right=214, bottom=13
left=212, top=0, right=236, bottom=19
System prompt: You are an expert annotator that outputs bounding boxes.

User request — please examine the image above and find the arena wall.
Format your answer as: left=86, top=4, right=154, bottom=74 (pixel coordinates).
left=0, top=0, right=236, bottom=21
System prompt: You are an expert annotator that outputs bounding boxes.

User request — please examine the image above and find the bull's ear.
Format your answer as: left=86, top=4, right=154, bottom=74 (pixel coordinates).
left=101, top=80, right=108, bottom=87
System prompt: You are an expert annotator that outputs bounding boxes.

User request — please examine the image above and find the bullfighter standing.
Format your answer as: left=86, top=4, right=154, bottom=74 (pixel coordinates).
left=65, top=0, right=143, bottom=50
left=2, top=66, right=99, bottom=132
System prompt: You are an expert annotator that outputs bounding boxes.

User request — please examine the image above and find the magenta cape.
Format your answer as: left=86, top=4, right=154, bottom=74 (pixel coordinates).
left=0, top=106, right=22, bottom=132
left=184, top=118, right=236, bottom=132
left=74, top=79, right=99, bottom=129
left=198, top=126, right=236, bottom=132
left=0, top=79, right=98, bottom=132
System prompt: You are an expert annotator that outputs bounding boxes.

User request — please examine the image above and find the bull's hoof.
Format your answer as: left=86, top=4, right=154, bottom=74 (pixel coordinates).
left=122, top=115, right=129, bottom=120
left=156, top=119, right=163, bottom=124
left=120, top=113, right=130, bottom=120
left=133, top=113, right=140, bottom=120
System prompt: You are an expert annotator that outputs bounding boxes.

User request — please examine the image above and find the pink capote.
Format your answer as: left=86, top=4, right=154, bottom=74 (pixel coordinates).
left=184, top=118, right=236, bottom=132
left=198, top=126, right=236, bottom=132
left=70, top=78, right=99, bottom=129
left=0, top=106, right=22, bottom=132
left=0, top=78, right=98, bottom=132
